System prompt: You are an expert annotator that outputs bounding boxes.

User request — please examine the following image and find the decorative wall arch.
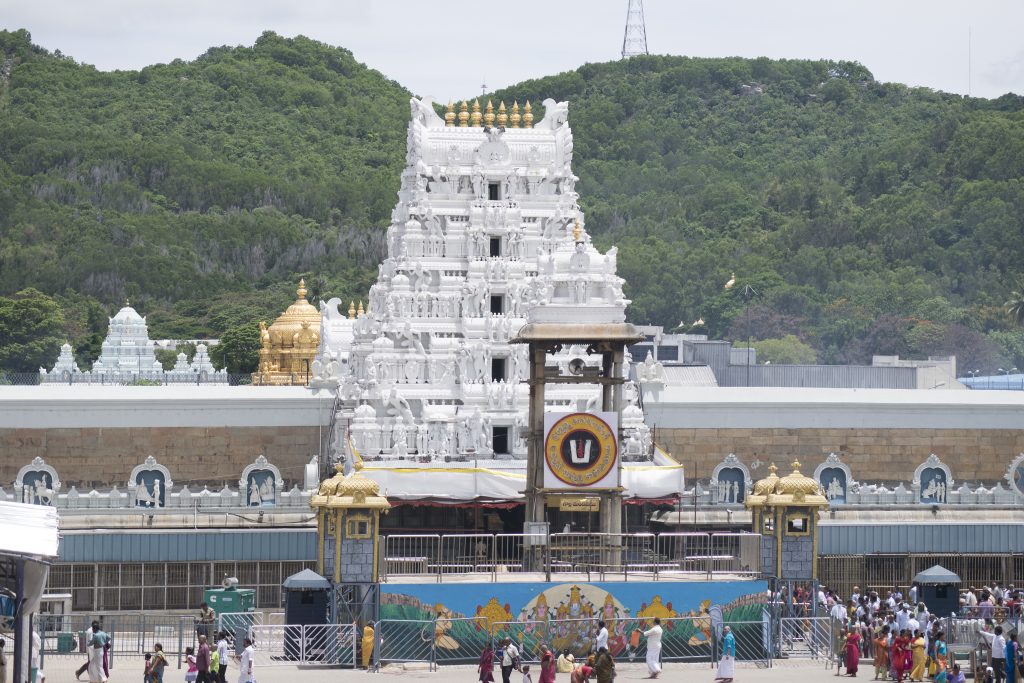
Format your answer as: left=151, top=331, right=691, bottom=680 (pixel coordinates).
left=813, top=453, right=854, bottom=505
left=913, top=453, right=953, bottom=504
left=128, top=455, right=173, bottom=508
left=15, top=457, right=61, bottom=505
left=710, top=453, right=750, bottom=505
left=239, top=454, right=282, bottom=507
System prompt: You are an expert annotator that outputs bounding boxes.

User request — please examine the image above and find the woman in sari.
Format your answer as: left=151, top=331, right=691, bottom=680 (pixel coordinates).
left=361, top=622, right=375, bottom=669
left=845, top=627, right=861, bottom=676
left=892, top=630, right=910, bottom=682
left=909, top=631, right=926, bottom=682
left=1005, top=632, right=1019, bottom=683
left=932, top=632, right=947, bottom=683
left=538, top=645, right=556, bottom=683
left=873, top=626, right=890, bottom=681
left=478, top=643, right=495, bottom=683
left=593, top=648, right=614, bottom=683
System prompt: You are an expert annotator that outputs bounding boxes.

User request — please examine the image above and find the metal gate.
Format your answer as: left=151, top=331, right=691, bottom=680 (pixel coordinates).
left=775, top=616, right=834, bottom=662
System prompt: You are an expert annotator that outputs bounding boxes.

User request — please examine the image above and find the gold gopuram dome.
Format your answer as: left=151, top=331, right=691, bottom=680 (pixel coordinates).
left=253, top=279, right=322, bottom=385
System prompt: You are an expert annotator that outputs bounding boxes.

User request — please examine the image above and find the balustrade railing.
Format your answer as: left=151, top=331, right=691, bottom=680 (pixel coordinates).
left=380, top=531, right=762, bottom=582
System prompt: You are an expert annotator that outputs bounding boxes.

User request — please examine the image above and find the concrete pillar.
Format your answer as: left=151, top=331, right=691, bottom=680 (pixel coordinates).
left=526, top=344, right=547, bottom=525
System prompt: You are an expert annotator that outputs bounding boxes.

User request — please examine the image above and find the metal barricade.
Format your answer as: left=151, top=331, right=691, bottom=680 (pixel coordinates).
left=437, top=534, right=494, bottom=578
left=378, top=619, right=436, bottom=667
left=709, top=533, right=762, bottom=579
left=247, top=624, right=356, bottom=666
left=713, top=618, right=773, bottom=668
left=493, top=533, right=528, bottom=575
left=775, top=615, right=834, bottom=660
left=216, top=612, right=264, bottom=652
left=431, top=616, right=491, bottom=665
left=382, top=535, right=439, bottom=580
left=655, top=533, right=710, bottom=579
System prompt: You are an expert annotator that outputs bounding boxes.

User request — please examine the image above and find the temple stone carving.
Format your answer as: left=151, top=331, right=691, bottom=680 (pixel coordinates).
left=253, top=279, right=323, bottom=385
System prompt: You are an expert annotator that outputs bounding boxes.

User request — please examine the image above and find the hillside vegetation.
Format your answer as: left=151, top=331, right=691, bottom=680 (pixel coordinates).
left=2, top=29, right=1024, bottom=373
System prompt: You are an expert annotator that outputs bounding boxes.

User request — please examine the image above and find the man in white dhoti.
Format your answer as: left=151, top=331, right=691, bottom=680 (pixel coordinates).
left=715, top=625, right=735, bottom=682
left=643, top=617, right=663, bottom=678
left=87, top=621, right=107, bottom=683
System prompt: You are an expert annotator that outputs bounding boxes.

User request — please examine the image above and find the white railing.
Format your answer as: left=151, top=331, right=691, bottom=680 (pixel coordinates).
left=381, top=531, right=763, bottom=582
left=248, top=624, right=356, bottom=667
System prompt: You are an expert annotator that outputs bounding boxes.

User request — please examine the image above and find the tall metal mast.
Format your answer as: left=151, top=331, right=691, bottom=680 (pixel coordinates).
left=621, top=0, right=649, bottom=59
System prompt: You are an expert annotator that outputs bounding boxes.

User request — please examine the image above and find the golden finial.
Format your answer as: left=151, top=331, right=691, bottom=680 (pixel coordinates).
left=458, top=101, right=469, bottom=127
left=444, top=101, right=455, bottom=127
left=484, top=100, right=495, bottom=127
left=510, top=101, right=521, bottom=128
left=572, top=219, right=583, bottom=242
left=297, top=278, right=307, bottom=300
left=768, top=463, right=778, bottom=475
left=357, top=300, right=364, bottom=316
left=470, top=99, right=482, bottom=126
left=497, top=101, right=507, bottom=127
left=791, top=460, right=802, bottom=473
left=523, top=100, right=534, bottom=128
left=348, top=301, right=356, bottom=319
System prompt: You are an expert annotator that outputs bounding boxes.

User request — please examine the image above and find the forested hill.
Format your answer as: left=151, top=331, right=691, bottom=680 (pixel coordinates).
left=2, top=29, right=1024, bottom=374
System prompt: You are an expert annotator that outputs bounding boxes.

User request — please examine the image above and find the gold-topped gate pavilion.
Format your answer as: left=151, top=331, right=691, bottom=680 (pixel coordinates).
left=746, top=461, right=829, bottom=580
left=310, top=466, right=390, bottom=624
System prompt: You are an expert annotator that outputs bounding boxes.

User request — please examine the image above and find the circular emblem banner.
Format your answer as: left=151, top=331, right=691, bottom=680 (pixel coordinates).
left=544, top=413, right=618, bottom=487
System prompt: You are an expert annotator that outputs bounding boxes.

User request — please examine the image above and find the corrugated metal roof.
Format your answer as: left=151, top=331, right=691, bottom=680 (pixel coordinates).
left=59, top=529, right=317, bottom=563
left=663, top=365, right=719, bottom=387
left=720, top=365, right=916, bottom=389
left=820, top=524, right=1024, bottom=555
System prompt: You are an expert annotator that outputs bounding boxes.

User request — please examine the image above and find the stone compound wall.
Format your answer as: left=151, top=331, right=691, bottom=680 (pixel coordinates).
left=657, top=427, right=1024, bottom=483
left=340, top=538, right=375, bottom=583
left=780, top=535, right=814, bottom=579
left=0, top=425, right=320, bottom=489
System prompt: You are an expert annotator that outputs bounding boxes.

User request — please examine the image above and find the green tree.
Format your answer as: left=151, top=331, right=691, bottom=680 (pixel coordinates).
left=209, top=323, right=260, bottom=374
left=0, top=288, right=66, bottom=372
left=740, top=335, right=818, bottom=365
left=1006, top=284, right=1024, bottom=326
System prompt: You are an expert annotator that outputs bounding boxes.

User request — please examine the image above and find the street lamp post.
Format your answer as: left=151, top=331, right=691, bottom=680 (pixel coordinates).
left=725, top=273, right=758, bottom=386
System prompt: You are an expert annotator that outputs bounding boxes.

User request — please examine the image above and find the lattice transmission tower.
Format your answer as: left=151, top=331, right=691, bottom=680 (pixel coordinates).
left=621, top=0, right=649, bottom=59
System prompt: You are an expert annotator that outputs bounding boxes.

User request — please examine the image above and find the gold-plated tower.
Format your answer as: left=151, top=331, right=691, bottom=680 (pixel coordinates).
left=497, top=101, right=508, bottom=127
left=444, top=101, right=455, bottom=127
left=470, top=99, right=482, bottom=126
left=458, top=101, right=469, bottom=127
left=523, top=101, right=534, bottom=128
left=510, top=101, right=521, bottom=128
left=484, top=100, right=495, bottom=128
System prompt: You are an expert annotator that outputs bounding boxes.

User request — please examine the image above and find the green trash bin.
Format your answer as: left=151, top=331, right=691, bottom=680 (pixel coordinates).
left=57, top=632, right=75, bottom=653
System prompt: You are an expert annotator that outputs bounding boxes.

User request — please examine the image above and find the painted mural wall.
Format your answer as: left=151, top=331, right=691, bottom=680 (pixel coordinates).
left=379, top=580, right=768, bottom=663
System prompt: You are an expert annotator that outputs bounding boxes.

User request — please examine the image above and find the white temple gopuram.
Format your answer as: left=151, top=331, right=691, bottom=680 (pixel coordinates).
left=40, top=302, right=226, bottom=384
left=311, top=97, right=684, bottom=503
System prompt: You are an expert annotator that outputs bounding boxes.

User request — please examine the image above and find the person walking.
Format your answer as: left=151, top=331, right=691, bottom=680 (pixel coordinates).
left=715, top=625, right=735, bottom=683
left=87, top=622, right=107, bottom=683
left=909, top=631, right=926, bottom=681
left=150, top=644, right=168, bottom=683
left=196, top=635, right=212, bottom=683
left=501, top=638, right=520, bottom=683
left=643, top=618, right=663, bottom=679
left=478, top=643, right=495, bottom=683
left=933, top=632, right=948, bottom=683
left=539, top=645, right=556, bottom=683
left=76, top=622, right=96, bottom=680
left=215, top=632, right=229, bottom=683
left=556, top=649, right=575, bottom=674
left=1004, top=632, right=1018, bottom=683
left=845, top=625, right=861, bottom=677
left=873, top=626, right=890, bottom=680
left=236, top=638, right=254, bottom=683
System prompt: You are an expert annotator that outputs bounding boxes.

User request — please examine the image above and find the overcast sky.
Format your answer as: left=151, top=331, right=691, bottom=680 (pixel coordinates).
left=4, top=0, right=1022, bottom=100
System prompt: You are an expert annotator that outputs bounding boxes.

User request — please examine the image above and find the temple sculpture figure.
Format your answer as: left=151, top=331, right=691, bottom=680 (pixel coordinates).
left=252, top=279, right=322, bottom=385
left=310, top=97, right=682, bottom=503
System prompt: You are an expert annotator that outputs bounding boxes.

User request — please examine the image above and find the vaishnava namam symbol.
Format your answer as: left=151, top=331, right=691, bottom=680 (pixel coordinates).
left=545, top=413, right=617, bottom=487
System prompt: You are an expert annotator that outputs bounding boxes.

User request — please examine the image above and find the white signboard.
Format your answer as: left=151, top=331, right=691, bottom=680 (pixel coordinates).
left=543, top=412, right=620, bottom=490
